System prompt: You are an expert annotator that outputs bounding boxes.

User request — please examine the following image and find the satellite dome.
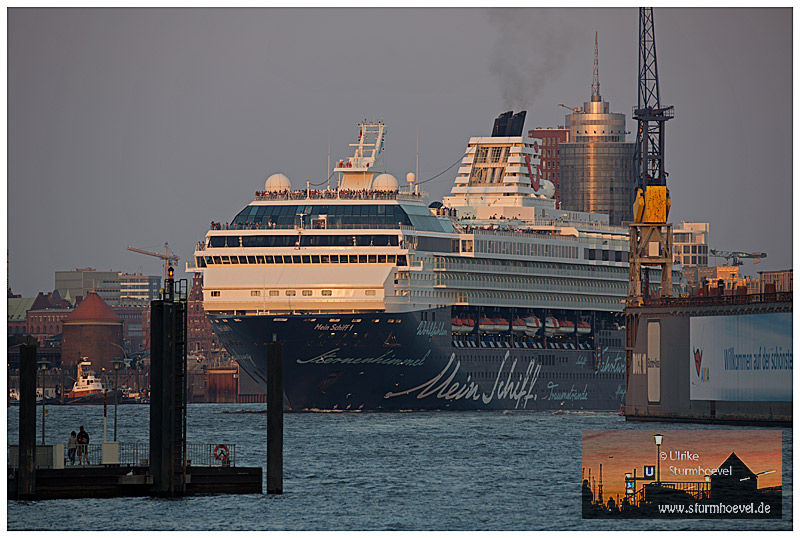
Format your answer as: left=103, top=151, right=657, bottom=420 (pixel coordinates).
left=537, top=179, right=555, bottom=199
left=372, top=173, right=399, bottom=192
left=265, top=173, right=291, bottom=193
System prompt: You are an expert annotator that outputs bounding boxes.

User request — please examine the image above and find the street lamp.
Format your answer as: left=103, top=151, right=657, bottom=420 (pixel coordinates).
left=654, top=433, right=663, bottom=484
left=112, top=357, right=123, bottom=441
left=37, top=358, right=48, bottom=445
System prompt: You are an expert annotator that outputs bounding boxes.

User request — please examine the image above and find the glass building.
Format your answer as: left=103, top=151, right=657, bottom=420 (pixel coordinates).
left=558, top=141, right=635, bottom=226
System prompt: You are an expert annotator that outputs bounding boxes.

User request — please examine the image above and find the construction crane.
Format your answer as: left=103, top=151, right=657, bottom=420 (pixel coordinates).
left=628, top=7, right=675, bottom=305
left=558, top=103, right=582, bottom=114
left=126, top=242, right=180, bottom=282
left=710, top=249, right=767, bottom=267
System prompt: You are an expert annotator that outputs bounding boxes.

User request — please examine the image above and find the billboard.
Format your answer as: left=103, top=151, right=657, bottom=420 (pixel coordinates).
left=689, top=313, right=792, bottom=401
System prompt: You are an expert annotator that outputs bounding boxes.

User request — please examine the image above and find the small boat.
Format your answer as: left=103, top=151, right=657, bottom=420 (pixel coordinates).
left=65, top=359, right=119, bottom=405
left=577, top=321, right=591, bottom=335
left=461, top=318, right=475, bottom=333
left=451, top=317, right=464, bottom=333
left=511, top=318, right=527, bottom=333
left=524, top=316, right=541, bottom=336
left=544, top=317, right=559, bottom=338
left=494, top=318, right=510, bottom=332
left=557, top=320, right=575, bottom=335
left=479, top=317, right=498, bottom=333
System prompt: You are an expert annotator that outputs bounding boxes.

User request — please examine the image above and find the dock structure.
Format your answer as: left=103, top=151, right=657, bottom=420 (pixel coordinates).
left=8, top=269, right=271, bottom=500
left=624, top=292, right=792, bottom=425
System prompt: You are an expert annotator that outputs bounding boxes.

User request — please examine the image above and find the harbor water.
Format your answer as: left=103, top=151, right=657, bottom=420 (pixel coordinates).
left=6, top=403, right=792, bottom=531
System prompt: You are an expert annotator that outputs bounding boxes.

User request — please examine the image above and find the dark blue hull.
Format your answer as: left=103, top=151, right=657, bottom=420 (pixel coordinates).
left=210, top=307, right=626, bottom=411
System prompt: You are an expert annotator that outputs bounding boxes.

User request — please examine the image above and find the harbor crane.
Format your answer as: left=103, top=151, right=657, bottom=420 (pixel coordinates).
left=627, top=7, right=675, bottom=306
left=126, top=242, right=180, bottom=282
left=710, top=249, right=767, bottom=267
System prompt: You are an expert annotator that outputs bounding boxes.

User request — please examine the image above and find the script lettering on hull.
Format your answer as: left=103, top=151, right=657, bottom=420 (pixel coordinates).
left=384, top=351, right=542, bottom=409
left=297, top=348, right=430, bottom=367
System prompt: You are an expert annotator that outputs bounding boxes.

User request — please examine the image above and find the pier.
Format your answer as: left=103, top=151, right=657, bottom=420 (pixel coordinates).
left=8, top=268, right=282, bottom=500
left=624, top=291, right=792, bottom=425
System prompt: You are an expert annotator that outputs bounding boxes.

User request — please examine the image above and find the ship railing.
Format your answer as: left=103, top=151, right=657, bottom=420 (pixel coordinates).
left=643, top=291, right=792, bottom=308
left=208, top=222, right=406, bottom=232
left=253, top=189, right=426, bottom=202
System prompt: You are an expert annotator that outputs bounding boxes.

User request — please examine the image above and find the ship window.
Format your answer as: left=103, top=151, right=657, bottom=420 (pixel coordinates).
left=221, top=256, right=231, bottom=264
left=302, top=290, right=313, bottom=296
left=265, top=255, right=274, bottom=264
left=230, top=256, right=239, bottom=264
left=302, top=255, right=311, bottom=263
left=247, top=256, right=256, bottom=264
left=387, top=255, right=396, bottom=263
left=359, top=255, right=367, bottom=263
left=330, top=255, right=339, bottom=263
left=321, top=255, right=330, bottom=263
left=269, top=290, right=279, bottom=296
left=256, top=256, right=265, bottom=263
left=311, top=255, right=320, bottom=263
left=251, top=290, right=261, bottom=296
left=283, top=256, right=293, bottom=263
left=205, top=256, right=214, bottom=265
left=349, top=255, right=358, bottom=263
left=239, top=256, right=248, bottom=264
left=292, top=255, right=301, bottom=264
left=340, top=255, right=349, bottom=264
left=210, top=291, right=220, bottom=297
left=274, top=256, right=284, bottom=264
left=322, top=290, right=332, bottom=296
left=286, top=290, right=296, bottom=296
left=365, top=290, right=376, bottom=296
left=368, top=255, right=377, bottom=263
left=378, top=254, right=387, bottom=263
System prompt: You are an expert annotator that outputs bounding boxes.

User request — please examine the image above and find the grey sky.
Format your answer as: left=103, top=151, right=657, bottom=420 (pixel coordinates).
left=7, top=7, right=792, bottom=296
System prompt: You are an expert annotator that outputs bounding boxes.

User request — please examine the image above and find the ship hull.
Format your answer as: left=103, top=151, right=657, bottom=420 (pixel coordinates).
left=210, top=307, right=626, bottom=411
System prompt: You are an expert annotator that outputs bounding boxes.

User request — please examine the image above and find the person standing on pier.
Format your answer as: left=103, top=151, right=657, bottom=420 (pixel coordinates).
left=67, top=431, right=77, bottom=465
left=77, top=426, right=89, bottom=464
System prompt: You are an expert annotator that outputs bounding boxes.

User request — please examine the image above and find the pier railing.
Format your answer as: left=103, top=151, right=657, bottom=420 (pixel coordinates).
left=9, top=443, right=238, bottom=469
left=643, top=291, right=792, bottom=308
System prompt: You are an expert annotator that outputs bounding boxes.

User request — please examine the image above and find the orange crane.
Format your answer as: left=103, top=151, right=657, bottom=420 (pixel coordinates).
left=126, top=242, right=180, bottom=282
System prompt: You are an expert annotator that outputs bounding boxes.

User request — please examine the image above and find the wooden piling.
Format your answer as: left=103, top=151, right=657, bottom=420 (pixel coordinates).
left=266, top=342, right=283, bottom=494
left=18, top=343, right=37, bottom=499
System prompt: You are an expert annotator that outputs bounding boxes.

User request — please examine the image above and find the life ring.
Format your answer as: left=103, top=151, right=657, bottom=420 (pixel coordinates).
left=214, top=444, right=229, bottom=461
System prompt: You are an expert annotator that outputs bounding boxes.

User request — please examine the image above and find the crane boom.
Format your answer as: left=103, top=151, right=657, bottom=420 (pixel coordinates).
left=126, top=242, right=179, bottom=282
left=710, top=249, right=767, bottom=267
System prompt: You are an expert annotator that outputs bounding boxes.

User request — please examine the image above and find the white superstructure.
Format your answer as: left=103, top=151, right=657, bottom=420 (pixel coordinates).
left=190, top=118, right=672, bottom=317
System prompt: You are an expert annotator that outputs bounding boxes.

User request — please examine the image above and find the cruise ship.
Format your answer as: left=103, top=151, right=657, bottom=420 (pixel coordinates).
left=190, top=112, right=664, bottom=411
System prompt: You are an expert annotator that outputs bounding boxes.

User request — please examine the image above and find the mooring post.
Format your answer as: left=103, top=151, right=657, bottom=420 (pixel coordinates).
left=18, top=343, right=37, bottom=499
left=266, top=341, right=283, bottom=494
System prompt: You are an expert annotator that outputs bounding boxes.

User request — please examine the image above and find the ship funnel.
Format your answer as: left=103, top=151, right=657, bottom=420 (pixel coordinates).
left=508, top=111, right=527, bottom=136
left=492, top=111, right=513, bottom=137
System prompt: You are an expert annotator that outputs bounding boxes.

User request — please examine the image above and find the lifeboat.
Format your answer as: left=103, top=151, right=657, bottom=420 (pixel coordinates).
left=461, top=318, right=475, bottom=333
left=451, top=317, right=463, bottom=333
left=544, top=316, right=559, bottom=338
left=557, top=320, right=575, bottom=335
left=524, top=316, right=541, bottom=336
left=511, top=318, right=527, bottom=333
left=479, top=317, right=497, bottom=333
left=577, top=321, right=591, bottom=335
left=494, top=318, right=510, bottom=332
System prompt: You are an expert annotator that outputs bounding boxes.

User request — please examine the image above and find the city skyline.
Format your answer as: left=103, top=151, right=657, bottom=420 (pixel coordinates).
left=7, top=7, right=793, bottom=296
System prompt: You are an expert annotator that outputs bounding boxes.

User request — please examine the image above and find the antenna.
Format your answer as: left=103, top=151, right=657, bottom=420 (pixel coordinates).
left=592, top=31, right=601, bottom=102
left=416, top=127, right=419, bottom=185
left=327, top=129, right=331, bottom=189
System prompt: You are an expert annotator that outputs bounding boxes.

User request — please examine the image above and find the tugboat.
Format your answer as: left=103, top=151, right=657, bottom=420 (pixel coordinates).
left=65, top=360, right=118, bottom=405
